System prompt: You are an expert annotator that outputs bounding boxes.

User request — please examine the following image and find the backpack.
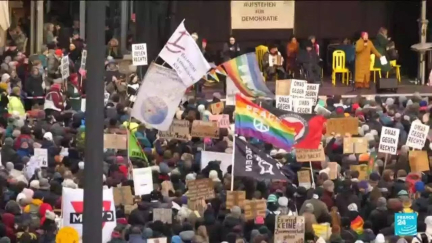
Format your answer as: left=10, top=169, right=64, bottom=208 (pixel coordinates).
left=28, top=203, right=41, bottom=228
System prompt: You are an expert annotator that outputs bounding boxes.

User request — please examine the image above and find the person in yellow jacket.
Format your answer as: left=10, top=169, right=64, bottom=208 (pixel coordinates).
left=8, top=87, right=25, bottom=117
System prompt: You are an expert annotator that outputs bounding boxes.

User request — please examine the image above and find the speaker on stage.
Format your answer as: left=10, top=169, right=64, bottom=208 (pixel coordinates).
left=376, top=77, right=398, bottom=93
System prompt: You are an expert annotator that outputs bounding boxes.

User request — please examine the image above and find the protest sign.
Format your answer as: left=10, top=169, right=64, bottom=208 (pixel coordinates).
left=187, top=197, right=207, bottom=217
left=274, top=216, right=305, bottom=243
left=34, top=148, right=48, bottom=167
left=210, top=102, right=224, bottom=115
left=275, top=95, right=292, bottom=111
left=350, top=164, right=368, bottom=180
left=328, top=162, right=338, bottom=180
left=158, top=120, right=190, bottom=140
left=244, top=199, right=266, bottom=220
left=378, top=127, right=400, bottom=155
left=226, top=191, right=246, bottom=209
left=292, top=98, right=313, bottom=114
left=297, top=170, right=311, bottom=189
left=409, top=150, right=430, bottom=173
left=61, top=56, right=70, bottom=80
left=186, top=178, right=215, bottom=200
left=312, top=223, right=331, bottom=241
left=289, top=79, right=306, bottom=97
left=305, top=83, right=320, bottom=105
left=80, top=50, right=87, bottom=70
left=132, top=167, right=153, bottom=196
left=295, top=145, right=325, bottom=162
left=103, top=134, right=127, bottom=150
left=209, top=114, right=230, bottom=128
left=124, top=205, right=137, bottom=215
left=406, top=121, right=428, bottom=150
left=161, top=181, right=175, bottom=197
left=325, top=117, right=359, bottom=135
left=113, top=186, right=134, bottom=206
left=153, top=208, right=172, bottom=224
left=275, top=79, right=291, bottom=96
left=191, top=120, right=219, bottom=138
left=343, top=137, right=368, bottom=154
left=132, top=43, right=148, bottom=66
left=201, top=151, right=232, bottom=174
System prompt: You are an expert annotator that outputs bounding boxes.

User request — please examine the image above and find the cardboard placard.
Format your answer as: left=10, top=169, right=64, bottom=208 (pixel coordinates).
left=153, top=208, right=172, bottom=224
left=274, top=216, right=305, bottom=243
left=328, top=162, right=338, bottom=180
left=295, top=145, right=325, bottom=162
left=191, top=120, right=219, bottom=138
left=244, top=199, right=267, bottom=220
left=113, top=186, right=134, bottom=206
left=350, top=164, right=368, bottom=180
left=158, top=120, right=190, bottom=140
left=209, top=114, right=230, bottom=128
left=409, top=151, right=430, bottom=173
left=104, top=134, right=128, bottom=150
left=276, top=80, right=291, bottom=96
left=161, top=181, right=175, bottom=197
left=124, top=204, right=137, bottom=215
left=186, top=178, right=215, bottom=200
left=210, top=102, right=225, bottom=115
left=325, top=118, right=359, bottom=136
left=297, top=170, right=311, bottom=189
left=343, top=137, right=368, bottom=154
left=226, top=191, right=246, bottom=209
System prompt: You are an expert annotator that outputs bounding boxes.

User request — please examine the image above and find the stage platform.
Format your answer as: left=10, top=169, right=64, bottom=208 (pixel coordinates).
left=199, top=79, right=432, bottom=99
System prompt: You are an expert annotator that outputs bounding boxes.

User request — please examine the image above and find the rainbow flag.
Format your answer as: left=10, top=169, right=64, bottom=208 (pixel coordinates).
left=207, top=69, right=219, bottom=82
left=367, top=151, right=377, bottom=176
left=350, top=215, right=364, bottom=235
left=215, top=65, right=227, bottom=76
left=222, top=53, right=273, bottom=97
left=235, top=94, right=295, bottom=151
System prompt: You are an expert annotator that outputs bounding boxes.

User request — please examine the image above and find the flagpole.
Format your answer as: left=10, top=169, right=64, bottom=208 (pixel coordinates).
left=230, top=135, right=236, bottom=191
left=309, top=161, right=315, bottom=188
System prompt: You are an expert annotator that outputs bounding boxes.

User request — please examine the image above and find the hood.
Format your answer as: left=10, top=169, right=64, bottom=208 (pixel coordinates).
left=179, top=230, right=195, bottom=241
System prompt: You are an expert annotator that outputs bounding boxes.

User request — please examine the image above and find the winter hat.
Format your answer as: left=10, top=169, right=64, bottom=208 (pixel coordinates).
left=348, top=203, right=358, bottom=212
left=16, top=193, right=26, bottom=203
left=377, top=197, right=387, bottom=208
left=415, top=181, right=425, bottom=193
left=43, top=132, right=53, bottom=141
left=323, top=180, right=334, bottom=192
left=197, top=104, right=205, bottom=113
left=305, top=203, right=314, bottom=213
left=213, top=92, right=222, bottom=99
left=358, top=180, right=369, bottom=190
left=369, top=172, right=381, bottom=182
left=254, top=216, right=265, bottom=225
left=0, top=237, right=10, bottom=243
left=209, top=170, right=220, bottom=182
left=1, top=73, right=10, bottom=82
left=385, top=98, right=395, bottom=106
left=78, top=161, right=84, bottom=170
left=375, top=234, right=385, bottom=243
left=278, top=196, right=288, bottom=207
left=185, top=173, right=196, bottom=181
left=39, top=178, right=50, bottom=190
left=62, top=179, right=78, bottom=189
left=231, top=206, right=242, bottom=217
left=159, top=162, right=170, bottom=174
left=267, top=194, right=277, bottom=203
left=398, top=190, right=409, bottom=197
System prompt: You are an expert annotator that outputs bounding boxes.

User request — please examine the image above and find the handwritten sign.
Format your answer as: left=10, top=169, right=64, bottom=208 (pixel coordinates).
left=274, top=216, right=305, bottom=243
left=275, top=95, right=292, bottom=111
left=295, top=145, right=325, bottom=162
left=153, top=208, right=172, bottom=224
left=191, top=120, right=219, bottom=138
left=104, top=134, right=128, bottom=150
left=210, top=102, right=225, bottom=115
left=325, top=117, right=359, bottom=136
left=244, top=199, right=266, bottom=220
left=305, top=83, right=320, bottom=105
left=186, top=179, right=215, bottom=200
left=34, top=148, right=48, bottom=167
left=406, top=121, right=428, bottom=150
left=350, top=164, right=368, bottom=180
left=132, top=43, right=148, bottom=66
left=209, top=114, right=230, bottom=128
left=275, top=79, right=291, bottom=96
left=328, top=162, right=338, bottom=180
left=409, top=151, right=430, bottom=173
left=113, top=186, right=134, bottom=206
left=158, top=120, right=190, bottom=140
left=343, top=137, right=368, bottom=154
left=226, top=191, right=246, bottom=209
left=378, top=126, right=400, bottom=155
left=297, top=170, right=311, bottom=189
left=289, top=79, right=306, bottom=97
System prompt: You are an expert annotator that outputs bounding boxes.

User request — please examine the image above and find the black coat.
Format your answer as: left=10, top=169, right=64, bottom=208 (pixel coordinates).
left=368, top=208, right=389, bottom=234
left=25, top=74, right=44, bottom=97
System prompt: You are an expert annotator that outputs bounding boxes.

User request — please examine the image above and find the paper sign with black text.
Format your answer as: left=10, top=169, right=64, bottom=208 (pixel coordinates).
left=275, top=95, right=292, bottom=112
left=292, top=98, right=313, bottom=114
left=34, top=148, right=48, bottom=167
left=61, top=56, right=70, bottom=80
left=406, top=121, right=429, bottom=150
left=378, top=127, right=400, bottom=155
left=289, top=79, right=307, bottom=97
left=305, top=83, right=320, bottom=105
left=132, top=43, right=148, bottom=66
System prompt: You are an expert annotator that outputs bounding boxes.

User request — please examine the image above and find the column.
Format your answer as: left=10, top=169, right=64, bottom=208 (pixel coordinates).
left=36, top=0, right=44, bottom=53
left=419, top=0, right=428, bottom=84
left=80, top=0, right=86, bottom=40
left=120, top=0, right=128, bottom=54
left=82, top=1, right=106, bottom=243
left=30, top=1, right=35, bottom=54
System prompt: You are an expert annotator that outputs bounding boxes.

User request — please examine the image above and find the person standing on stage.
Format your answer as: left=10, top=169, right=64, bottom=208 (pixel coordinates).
left=354, top=32, right=381, bottom=89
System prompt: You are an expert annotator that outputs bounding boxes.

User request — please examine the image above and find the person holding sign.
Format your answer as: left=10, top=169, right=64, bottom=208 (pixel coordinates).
left=354, top=32, right=381, bottom=89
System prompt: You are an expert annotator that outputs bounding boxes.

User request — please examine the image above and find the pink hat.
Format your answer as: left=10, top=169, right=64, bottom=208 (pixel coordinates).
left=254, top=216, right=265, bottom=225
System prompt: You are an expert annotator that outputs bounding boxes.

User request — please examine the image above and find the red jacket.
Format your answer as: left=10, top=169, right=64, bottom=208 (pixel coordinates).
left=45, top=86, right=64, bottom=111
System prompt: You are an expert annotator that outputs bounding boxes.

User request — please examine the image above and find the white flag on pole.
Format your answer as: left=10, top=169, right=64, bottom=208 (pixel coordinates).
left=131, top=63, right=187, bottom=131
left=158, top=19, right=211, bottom=87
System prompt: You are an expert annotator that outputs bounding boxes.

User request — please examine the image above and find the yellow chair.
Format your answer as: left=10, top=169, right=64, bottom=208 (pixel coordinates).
left=332, top=50, right=350, bottom=86
left=255, top=45, right=268, bottom=72
left=386, top=60, right=401, bottom=82
left=370, top=54, right=382, bottom=83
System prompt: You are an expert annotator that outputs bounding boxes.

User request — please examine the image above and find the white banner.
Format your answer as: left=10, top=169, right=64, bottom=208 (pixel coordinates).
left=61, top=55, right=70, bottom=80
left=132, top=167, right=153, bottom=196
left=378, top=127, right=400, bottom=155
left=132, top=43, right=148, bottom=66
left=406, top=120, right=428, bottom=150
left=62, top=187, right=116, bottom=243
left=131, top=63, right=187, bottom=131
left=201, top=151, right=232, bottom=174
left=158, top=20, right=210, bottom=87
left=231, top=1, right=295, bottom=29
left=34, top=148, right=48, bottom=167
